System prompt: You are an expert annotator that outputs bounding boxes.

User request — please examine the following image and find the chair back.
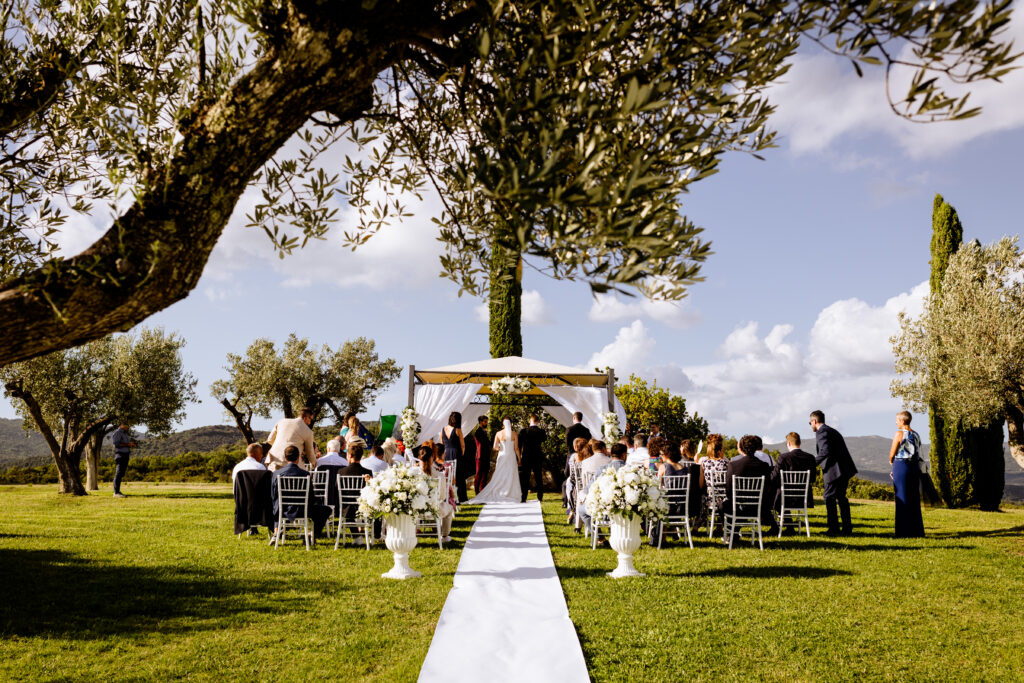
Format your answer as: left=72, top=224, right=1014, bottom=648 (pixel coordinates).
left=337, top=475, right=368, bottom=508
left=663, top=472, right=690, bottom=508
left=278, top=476, right=310, bottom=515
left=731, top=475, right=764, bottom=515
left=780, top=469, right=811, bottom=508
left=708, top=467, right=727, bottom=504
left=310, top=469, right=330, bottom=505
left=581, top=469, right=598, bottom=496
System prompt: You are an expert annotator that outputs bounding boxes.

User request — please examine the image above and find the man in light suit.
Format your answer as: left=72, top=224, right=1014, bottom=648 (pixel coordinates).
left=810, top=410, right=858, bottom=536
left=266, top=407, right=316, bottom=471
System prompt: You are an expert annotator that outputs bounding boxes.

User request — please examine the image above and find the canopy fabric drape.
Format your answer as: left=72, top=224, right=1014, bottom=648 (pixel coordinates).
left=460, top=404, right=490, bottom=436
left=414, top=384, right=484, bottom=446
left=537, top=386, right=629, bottom=440
left=542, top=405, right=574, bottom=428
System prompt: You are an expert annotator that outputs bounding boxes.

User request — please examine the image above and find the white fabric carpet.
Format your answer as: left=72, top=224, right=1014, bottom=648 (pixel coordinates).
left=418, top=501, right=590, bottom=683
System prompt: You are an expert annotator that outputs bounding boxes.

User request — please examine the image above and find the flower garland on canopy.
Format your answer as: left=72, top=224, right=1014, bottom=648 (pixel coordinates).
left=400, top=406, right=420, bottom=447
left=585, top=464, right=668, bottom=521
left=489, top=375, right=533, bottom=395
left=602, top=412, right=620, bottom=442
left=358, top=463, right=439, bottom=519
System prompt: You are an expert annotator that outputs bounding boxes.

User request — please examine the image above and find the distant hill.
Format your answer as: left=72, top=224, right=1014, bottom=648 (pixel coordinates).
left=766, top=435, right=1024, bottom=502
left=0, top=418, right=51, bottom=466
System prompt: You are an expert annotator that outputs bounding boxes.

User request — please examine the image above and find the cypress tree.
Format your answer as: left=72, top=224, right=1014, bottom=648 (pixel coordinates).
left=929, top=194, right=973, bottom=507
left=487, top=237, right=524, bottom=426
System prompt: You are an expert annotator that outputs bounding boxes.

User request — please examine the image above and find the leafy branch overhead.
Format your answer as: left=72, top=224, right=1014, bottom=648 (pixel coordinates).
left=0, top=0, right=1018, bottom=365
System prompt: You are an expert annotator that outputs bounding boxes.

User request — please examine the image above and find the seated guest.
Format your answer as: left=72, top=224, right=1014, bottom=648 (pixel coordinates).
left=316, top=438, right=348, bottom=467
left=336, top=444, right=381, bottom=540
left=754, top=449, right=775, bottom=467
left=581, top=440, right=612, bottom=478
left=723, top=435, right=777, bottom=536
left=607, top=443, right=628, bottom=471
left=361, top=442, right=389, bottom=476
left=383, top=438, right=405, bottom=465
left=678, top=440, right=696, bottom=464
left=771, top=431, right=817, bottom=516
left=626, top=434, right=649, bottom=468
left=700, top=433, right=728, bottom=490
left=658, top=443, right=688, bottom=480
left=418, top=448, right=454, bottom=542
left=233, top=442, right=268, bottom=482
left=567, top=439, right=593, bottom=527
left=270, top=446, right=331, bottom=542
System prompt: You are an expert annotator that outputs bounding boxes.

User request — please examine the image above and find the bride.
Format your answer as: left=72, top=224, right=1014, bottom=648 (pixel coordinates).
left=468, top=417, right=522, bottom=504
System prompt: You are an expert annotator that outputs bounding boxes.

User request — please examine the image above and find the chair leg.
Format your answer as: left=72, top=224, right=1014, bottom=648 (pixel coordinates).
left=708, top=508, right=716, bottom=538
left=727, top=519, right=734, bottom=549
left=684, top=516, right=693, bottom=549
left=757, top=524, right=764, bottom=551
left=778, top=507, right=785, bottom=538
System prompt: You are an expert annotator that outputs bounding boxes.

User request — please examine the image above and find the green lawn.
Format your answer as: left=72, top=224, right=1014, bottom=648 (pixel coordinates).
left=0, top=483, right=478, bottom=682
left=543, top=498, right=1024, bottom=682
left=2, top=484, right=1022, bottom=682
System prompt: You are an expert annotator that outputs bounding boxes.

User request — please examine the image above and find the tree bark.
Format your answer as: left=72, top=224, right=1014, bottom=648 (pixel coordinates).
left=85, top=430, right=105, bottom=491
left=220, top=397, right=257, bottom=444
left=0, top=5, right=404, bottom=366
left=1006, top=403, right=1024, bottom=469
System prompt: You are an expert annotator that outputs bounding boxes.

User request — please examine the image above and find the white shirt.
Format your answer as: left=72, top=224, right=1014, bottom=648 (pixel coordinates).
left=362, top=455, right=388, bottom=475
left=232, top=457, right=267, bottom=482
left=626, top=447, right=649, bottom=468
left=392, top=453, right=407, bottom=465
left=316, top=452, right=348, bottom=467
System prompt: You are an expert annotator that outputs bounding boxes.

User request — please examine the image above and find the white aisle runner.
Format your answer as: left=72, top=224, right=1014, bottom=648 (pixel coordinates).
left=418, top=501, right=590, bottom=683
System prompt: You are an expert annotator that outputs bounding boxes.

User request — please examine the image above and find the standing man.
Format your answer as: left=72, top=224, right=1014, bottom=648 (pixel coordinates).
left=810, top=410, right=858, bottom=536
left=649, top=423, right=662, bottom=440
left=266, top=408, right=317, bottom=471
left=111, top=422, right=136, bottom=498
left=471, top=415, right=492, bottom=495
left=563, top=412, right=592, bottom=506
left=518, top=414, right=547, bottom=503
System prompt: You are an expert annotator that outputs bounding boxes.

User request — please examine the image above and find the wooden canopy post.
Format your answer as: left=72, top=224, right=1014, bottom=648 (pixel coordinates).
left=407, top=364, right=416, bottom=408
left=607, top=367, right=615, bottom=411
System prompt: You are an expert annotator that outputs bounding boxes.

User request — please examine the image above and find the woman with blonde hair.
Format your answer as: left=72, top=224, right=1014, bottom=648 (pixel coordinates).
left=382, top=437, right=402, bottom=465
left=700, top=433, right=727, bottom=489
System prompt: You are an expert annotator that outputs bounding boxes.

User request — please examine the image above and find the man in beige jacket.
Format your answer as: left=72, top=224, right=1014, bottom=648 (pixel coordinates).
left=265, top=408, right=317, bottom=471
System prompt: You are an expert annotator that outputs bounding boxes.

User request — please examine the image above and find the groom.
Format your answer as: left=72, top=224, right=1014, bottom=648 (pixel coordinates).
left=518, top=414, right=547, bottom=502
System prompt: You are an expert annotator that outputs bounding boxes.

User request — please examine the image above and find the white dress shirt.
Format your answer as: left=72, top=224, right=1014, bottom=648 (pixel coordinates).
left=626, top=447, right=649, bottom=468
left=232, top=456, right=267, bottom=482
left=316, top=452, right=348, bottom=467
left=362, top=455, right=388, bottom=475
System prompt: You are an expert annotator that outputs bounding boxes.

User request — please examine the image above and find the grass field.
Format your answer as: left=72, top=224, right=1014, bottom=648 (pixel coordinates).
left=543, top=499, right=1024, bottom=682
left=1, top=484, right=1022, bottom=682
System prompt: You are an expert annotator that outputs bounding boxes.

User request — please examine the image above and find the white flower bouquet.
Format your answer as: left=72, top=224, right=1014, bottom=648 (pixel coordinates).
left=400, top=406, right=420, bottom=447
left=602, top=412, right=620, bottom=442
left=585, top=464, right=668, bottom=521
left=358, top=463, right=439, bottom=519
left=489, top=375, right=533, bottom=395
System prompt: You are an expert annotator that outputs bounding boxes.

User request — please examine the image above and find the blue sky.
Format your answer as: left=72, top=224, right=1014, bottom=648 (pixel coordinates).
left=4, top=19, right=1023, bottom=443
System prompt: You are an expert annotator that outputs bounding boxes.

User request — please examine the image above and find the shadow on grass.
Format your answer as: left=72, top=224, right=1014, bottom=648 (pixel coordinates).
left=0, top=548, right=300, bottom=638
left=140, top=491, right=233, bottom=500
left=931, top=523, right=1024, bottom=539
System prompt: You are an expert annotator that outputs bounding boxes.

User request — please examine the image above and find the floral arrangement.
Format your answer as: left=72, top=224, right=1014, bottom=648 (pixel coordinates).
left=489, top=375, right=533, bottom=395
left=400, top=406, right=420, bottom=447
left=585, top=464, right=668, bottom=521
left=602, top=412, right=620, bottom=442
left=358, top=463, right=439, bottom=519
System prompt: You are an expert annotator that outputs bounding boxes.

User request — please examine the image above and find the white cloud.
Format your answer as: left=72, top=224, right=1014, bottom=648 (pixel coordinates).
left=588, top=293, right=701, bottom=329
left=770, top=14, right=1024, bottom=158
left=472, top=289, right=553, bottom=326
left=586, top=283, right=926, bottom=438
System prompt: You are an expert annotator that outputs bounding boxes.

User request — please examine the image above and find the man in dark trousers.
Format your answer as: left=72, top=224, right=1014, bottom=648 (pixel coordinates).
left=337, top=444, right=381, bottom=540
left=111, top=422, right=136, bottom=498
left=771, top=432, right=817, bottom=529
left=471, top=415, right=492, bottom=494
left=518, top=414, right=547, bottom=502
left=810, top=410, right=858, bottom=535
left=723, top=434, right=777, bottom=537
left=563, top=412, right=592, bottom=506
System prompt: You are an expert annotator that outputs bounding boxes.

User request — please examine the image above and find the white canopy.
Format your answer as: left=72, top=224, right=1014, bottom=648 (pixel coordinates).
left=409, top=355, right=627, bottom=446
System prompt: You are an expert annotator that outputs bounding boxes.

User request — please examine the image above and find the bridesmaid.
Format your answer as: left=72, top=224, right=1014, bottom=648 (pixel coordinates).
left=442, top=412, right=465, bottom=463
left=889, top=410, right=925, bottom=538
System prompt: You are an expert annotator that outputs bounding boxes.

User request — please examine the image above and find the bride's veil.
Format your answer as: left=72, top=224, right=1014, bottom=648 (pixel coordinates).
left=503, top=419, right=512, bottom=443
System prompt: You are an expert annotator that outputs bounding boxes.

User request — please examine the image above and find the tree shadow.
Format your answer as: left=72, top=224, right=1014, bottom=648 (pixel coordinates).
left=0, top=548, right=305, bottom=639
left=930, top=523, right=1024, bottom=539
left=143, top=491, right=233, bottom=500
left=689, top=565, right=853, bottom=579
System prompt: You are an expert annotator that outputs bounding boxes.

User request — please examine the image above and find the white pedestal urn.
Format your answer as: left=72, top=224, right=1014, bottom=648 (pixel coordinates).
left=607, top=513, right=644, bottom=578
left=382, top=514, right=422, bottom=580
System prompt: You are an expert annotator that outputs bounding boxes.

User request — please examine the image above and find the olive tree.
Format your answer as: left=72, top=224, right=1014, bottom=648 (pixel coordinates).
left=0, top=328, right=197, bottom=495
left=0, top=0, right=1017, bottom=366
left=211, top=334, right=400, bottom=441
left=892, top=237, right=1024, bottom=470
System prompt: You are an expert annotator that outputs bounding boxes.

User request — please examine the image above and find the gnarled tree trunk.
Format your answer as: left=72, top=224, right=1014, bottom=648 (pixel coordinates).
left=1006, top=403, right=1024, bottom=469
left=85, top=430, right=105, bottom=491
left=221, top=397, right=257, bottom=444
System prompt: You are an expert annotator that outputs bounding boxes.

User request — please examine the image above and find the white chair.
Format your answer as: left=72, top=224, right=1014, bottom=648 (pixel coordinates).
left=778, top=469, right=812, bottom=537
left=275, top=476, right=312, bottom=550
left=706, top=468, right=727, bottom=538
left=658, top=473, right=693, bottom=549
left=579, top=470, right=598, bottom=538
left=415, top=476, right=447, bottom=548
left=442, top=461, right=457, bottom=510
left=334, top=475, right=372, bottom=550
left=310, top=469, right=336, bottom=537
left=722, top=475, right=766, bottom=550
left=570, top=462, right=585, bottom=530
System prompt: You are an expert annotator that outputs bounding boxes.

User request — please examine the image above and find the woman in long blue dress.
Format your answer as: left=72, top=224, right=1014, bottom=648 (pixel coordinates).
left=889, top=410, right=925, bottom=538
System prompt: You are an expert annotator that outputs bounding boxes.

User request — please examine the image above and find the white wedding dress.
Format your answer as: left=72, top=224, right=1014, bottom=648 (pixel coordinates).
left=469, top=423, right=522, bottom=504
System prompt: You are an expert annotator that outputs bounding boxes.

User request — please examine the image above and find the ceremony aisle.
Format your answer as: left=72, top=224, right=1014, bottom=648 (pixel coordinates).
left=418, top=501, right=589, bottom=683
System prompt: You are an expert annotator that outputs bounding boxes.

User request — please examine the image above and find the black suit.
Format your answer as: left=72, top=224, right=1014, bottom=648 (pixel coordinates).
left=771, top=448, right=817, bottom=510
left=270, top=463, right=331, bottom=536
left=814, top=424, right=858, bottom=533
left=518, top=424, right=547, bottom=502
left=337, top=461, right=381, bottom=537
left=723, top=455, right=775, bottom=529
left=563, top=422, right=592, bottom=504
